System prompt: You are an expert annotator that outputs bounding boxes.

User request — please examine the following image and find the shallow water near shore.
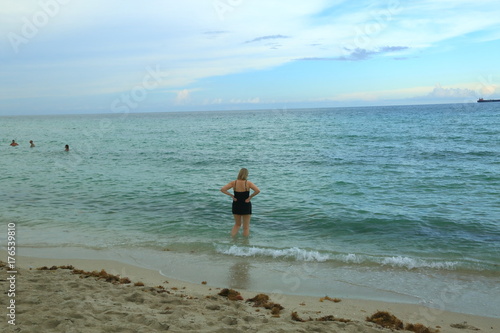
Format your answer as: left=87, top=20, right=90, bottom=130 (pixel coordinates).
left=1, top=104, right=499, bottom=317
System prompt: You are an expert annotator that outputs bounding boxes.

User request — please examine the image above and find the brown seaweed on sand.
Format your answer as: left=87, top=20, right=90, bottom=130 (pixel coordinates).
left=72, top=268, right=131, bottom=284
left=291, top=311, right=309, bottom=322
left=366, top=311, right=404, bottom=330
left=36, top=265, right=133, bottom=284
left=405, top=323, right=440, bottom=333
left=246, top=294, right=270, bottom=307
left=316, top=315, right=351, bottom=323
left=37, top=265, right=59, bottom=270
left=218, top=288, right=243, bottom=301
left=319, top=296, right=342, bottom=303
left=37, top=265, right=75, bottom=271
left=246, top=294, right=284, bottom=317
left=58, top=265, right=75, bottom=270
left=366, top=311, right=439, bottom=333
left=291, top=312, right=351, bottom=323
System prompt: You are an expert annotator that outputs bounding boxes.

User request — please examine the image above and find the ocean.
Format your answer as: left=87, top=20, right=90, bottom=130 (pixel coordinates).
left=1, top=103, right=499, bottom=318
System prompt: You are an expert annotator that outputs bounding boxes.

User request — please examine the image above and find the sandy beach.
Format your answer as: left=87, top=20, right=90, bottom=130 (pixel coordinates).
left=1, top=252, right=498, bottom=333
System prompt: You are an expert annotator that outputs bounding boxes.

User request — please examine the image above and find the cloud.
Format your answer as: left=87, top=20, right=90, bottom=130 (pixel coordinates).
left=203, top=30, right=229, bottom=35
left=230, top=97, right=260, bottom=104
left=203, top=31, right=230, bottom=39
left=175, top=89, right=191, bottom=104
left=338, top=48, right=378, bottom=61
left=379, top=46, right=408, bottom=52
left=244, top=35, right=290, bottom=43
left=427, top=84, right=476, bottom=98
left=205, top=97, right=261, bottom=105
left=298, top=46, right=409, bottom=61
left=328, top=83, right=486, bottom=104
left=334, top=86, right=432, bottom=102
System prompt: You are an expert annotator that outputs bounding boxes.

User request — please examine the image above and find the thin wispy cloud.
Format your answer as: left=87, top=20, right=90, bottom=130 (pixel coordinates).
left=298, top=46, right=409, bottom=61
left=244, top=35, right=290, bottom=44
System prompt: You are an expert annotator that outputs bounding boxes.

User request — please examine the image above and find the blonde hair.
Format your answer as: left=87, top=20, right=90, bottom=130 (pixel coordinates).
left=237, top=168, right=249, bottom=180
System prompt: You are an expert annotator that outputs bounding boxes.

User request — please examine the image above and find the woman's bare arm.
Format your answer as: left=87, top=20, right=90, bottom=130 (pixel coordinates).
left=246, top=181, right=260, bottom=202
left=220, top=182, right=235, bottom=200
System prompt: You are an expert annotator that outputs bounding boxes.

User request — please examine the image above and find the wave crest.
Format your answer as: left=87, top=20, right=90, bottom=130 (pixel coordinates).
left=380, top=256, right=458, bottom=270
left=216, top=245, right=461, bottom=270
left=217, top=245, right=330, bottom=262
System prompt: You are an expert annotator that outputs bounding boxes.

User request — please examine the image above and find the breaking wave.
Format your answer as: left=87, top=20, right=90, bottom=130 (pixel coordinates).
left=215, top=245, right=461, bottom=270
left=216, top=245, right=330, bottom=262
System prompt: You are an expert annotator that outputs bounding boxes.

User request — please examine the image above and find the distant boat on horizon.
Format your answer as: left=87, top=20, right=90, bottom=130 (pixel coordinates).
left=477, top=98, right=500, bottom=103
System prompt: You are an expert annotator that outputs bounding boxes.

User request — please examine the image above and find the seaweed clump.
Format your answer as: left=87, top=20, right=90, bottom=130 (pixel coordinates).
left=72, top=268, right=131, bottom=284
left=291, top=312, right=350, bottom=323
left=218, top=288, right=243, bottom=301
left=246, top=294, right=284, bottom=317
left=37, top=265, right=74, bottom=271
left=366, top=311, right=439, bottom=333
left=319, top=296, right=341, bottom=303
left=406, top=323, right=439, bottom=333
left=291, top=311, right=309, bottom=322
left=316, top=315, right=351, bottom=323
left=36, top=265, right=132, bottom=284
left=366, top=311, right=404, bottom=330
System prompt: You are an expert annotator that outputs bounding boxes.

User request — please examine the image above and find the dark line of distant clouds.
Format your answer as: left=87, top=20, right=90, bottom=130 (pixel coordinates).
left=205, top=31, right=409, bottom=61
left=298, top=46, right=409, bottom=61
left=244, top=34, right=290, bottom=43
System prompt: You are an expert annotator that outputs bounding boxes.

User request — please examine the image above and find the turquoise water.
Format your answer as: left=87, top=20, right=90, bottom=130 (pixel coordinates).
left=1, top=104, right=499, bottom=317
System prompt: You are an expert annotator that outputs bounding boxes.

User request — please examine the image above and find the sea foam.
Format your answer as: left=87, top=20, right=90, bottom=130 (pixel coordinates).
left=217, top=245, right=461, bottom=269
left=380, top=256, right=459, bottom=270
left=217, top=245, right=330, bottom=262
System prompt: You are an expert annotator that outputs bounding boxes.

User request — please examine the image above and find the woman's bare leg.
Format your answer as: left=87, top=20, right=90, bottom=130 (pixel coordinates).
left=231, top=215, right=242, bottom=237
left=242, top=215, right=251, bottom=237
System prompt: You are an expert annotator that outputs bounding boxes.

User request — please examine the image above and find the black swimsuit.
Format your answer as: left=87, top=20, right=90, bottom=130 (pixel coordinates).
left=232, top=180, right=252, bottom=215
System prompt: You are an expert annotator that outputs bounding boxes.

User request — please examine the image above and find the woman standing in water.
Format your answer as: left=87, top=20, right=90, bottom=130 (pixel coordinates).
left=220, top=168, right=260, bottom=237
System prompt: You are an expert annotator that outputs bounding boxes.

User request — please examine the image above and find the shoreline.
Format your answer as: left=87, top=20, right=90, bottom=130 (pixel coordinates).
left=2, top=250, right=499, bottom=332
left=12, top=245, right=500, bottom=318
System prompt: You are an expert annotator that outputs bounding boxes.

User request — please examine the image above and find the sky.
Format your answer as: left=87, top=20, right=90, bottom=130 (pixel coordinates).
left=1, top=0, right=500, bottom=115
